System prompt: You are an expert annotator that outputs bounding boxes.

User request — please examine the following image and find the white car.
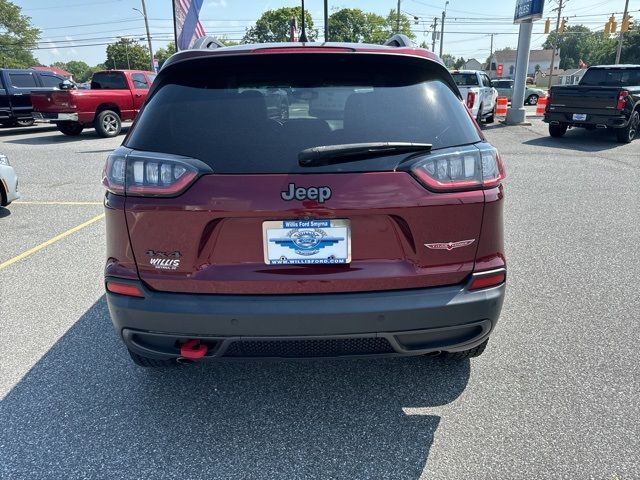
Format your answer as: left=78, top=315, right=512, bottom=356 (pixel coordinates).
left=0, top=154, right=20, bottom=206
left=451, top=70, right=498, bottom=124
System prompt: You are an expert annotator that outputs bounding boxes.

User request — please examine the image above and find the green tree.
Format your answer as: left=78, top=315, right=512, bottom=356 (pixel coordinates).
left=154, top=41, right=176, bottom=68
left=619, top=22, right=640, bottom=64
left=383, top=9, right=415, bottom=40
left=243, top=7, right=316, bottom=43
left=217, top=36, right=240, bottom=47
left=543, top=25, right=591, bottom=69
left=0, top=0, right=40, bottom=68
left=52, top=60, right=92, bottom=82
left=441, top=53, right=455, bottom=68
left=453, top=56, right=466, bottom=69
left=105, top=37, right=150, bottom=70
left=328, top=9, right=384, bottom=43
left=577, top=31, right=617, bottom=66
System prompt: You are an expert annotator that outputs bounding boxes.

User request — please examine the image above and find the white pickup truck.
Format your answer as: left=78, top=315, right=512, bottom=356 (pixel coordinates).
left=451, top=70, right=498, bottom=124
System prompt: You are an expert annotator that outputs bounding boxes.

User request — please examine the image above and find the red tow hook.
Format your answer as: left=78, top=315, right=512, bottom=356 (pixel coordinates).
left=179, top=339, right=208, bottom=361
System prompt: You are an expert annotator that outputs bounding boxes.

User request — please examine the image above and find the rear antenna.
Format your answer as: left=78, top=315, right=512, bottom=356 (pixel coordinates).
left=300, top=0, right=308, bottom=42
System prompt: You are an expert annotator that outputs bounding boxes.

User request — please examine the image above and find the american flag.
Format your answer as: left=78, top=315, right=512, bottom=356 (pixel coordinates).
left=174, top=0, right=207, bottom=50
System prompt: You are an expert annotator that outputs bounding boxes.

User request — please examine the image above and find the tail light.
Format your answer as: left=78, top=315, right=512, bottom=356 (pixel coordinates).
left=466, top=91, right=476, bottom=109
left=617, top=90, right=629, bottom=110
left=410, top=144, right=505, bottom=192
left=545, top=89, right=552, bottom=112
left=102, top=153, right=200, bottom=197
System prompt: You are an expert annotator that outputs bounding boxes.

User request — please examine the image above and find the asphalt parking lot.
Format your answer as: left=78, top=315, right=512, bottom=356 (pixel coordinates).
left=1, top=117, right=639, bottom=479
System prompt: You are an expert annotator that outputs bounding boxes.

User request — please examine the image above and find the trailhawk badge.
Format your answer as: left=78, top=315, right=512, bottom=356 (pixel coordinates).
left=424, top=239, right=475, bottom=251
left=146, top=250, right=181, bottom=270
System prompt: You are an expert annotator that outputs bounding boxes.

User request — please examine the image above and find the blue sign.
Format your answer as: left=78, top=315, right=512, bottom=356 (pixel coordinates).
left=514, top=0, right=545, bottom=23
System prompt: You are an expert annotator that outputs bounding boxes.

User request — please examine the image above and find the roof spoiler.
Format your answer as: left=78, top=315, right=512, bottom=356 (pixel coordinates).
left=383, top=34, right=414, bottom=48
left=191, top=36, right=226, bottom=50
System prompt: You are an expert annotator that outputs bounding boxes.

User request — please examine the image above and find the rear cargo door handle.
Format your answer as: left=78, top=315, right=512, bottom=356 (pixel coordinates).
left=135, top=93, right=142, bottom=97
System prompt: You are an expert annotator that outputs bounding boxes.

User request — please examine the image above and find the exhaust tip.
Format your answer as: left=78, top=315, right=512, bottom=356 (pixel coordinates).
left=176, top=357, right=196, bottom=365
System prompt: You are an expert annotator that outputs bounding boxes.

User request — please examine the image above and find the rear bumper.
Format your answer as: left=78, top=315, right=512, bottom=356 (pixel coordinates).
left=543, top=111, right=628, bottom=128
left=106, top=274, right=506, bottom=359
left=32, top=112, right=79, bottom=122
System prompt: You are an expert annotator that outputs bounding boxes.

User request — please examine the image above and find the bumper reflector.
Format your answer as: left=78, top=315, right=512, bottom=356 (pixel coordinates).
left=106, top=282, right=145, bottom=298
left=469, top=271, right=506, bottom=290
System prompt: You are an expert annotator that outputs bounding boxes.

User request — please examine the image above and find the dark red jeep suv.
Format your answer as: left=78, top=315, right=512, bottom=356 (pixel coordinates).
left=103, top=38, right=506, bottom=367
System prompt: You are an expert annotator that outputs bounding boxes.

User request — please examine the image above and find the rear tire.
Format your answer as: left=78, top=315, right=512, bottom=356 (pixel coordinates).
left=549, top=123, right=568, bottom=138
left=440, top=339, right=489, bottom=359
left=128, top=349, right=176, bottom=368
left=16, top=118, right=35, bottom=127
left=94, top=109, right=121, bottom=137
left=476, top=104, right=483, bottom=124
left=57, top=121, right=84, bottom=136
left=616, top=110, right=639, bottom=143
left=526, top=94, right=539, bottom=105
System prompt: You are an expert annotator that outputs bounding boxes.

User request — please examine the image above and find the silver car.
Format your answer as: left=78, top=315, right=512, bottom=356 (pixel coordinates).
left=0, top=153, right=20, bottom=207
left=493, top=79, right=546, bottom=105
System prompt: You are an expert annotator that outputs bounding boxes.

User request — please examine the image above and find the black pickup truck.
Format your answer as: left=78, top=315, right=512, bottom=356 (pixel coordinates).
left=544, top=65, right=640, bottom=143
left=0, top=68, right=67, bottom=127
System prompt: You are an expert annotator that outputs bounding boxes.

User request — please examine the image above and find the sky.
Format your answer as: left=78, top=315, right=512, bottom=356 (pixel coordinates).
left=14, top=0, right=640, bottom=67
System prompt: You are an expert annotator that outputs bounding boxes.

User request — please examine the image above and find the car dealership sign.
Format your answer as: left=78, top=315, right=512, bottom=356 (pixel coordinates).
left=514, top=0, right=545, bottom=23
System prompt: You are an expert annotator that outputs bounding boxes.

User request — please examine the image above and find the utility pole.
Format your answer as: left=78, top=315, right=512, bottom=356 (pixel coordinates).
left=431, top=17, right=438, bottom=51
left=439, top=1, right=449, bottom=59
left=615, top=0, right=630, bottom=64
left=133, top=1, right=154, bottom=72
left=396, top=0, right=401, bottom=34
left=547, top=0, right=566, bottom=88
left=324, top=0, right=329, bottom=41
left=300, top=0, right=308, bottom=42
left=489, top=33, right=494, bottom=71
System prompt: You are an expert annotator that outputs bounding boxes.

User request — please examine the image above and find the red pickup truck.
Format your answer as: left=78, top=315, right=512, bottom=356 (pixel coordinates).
left=31, top=70, right=156, bottom=137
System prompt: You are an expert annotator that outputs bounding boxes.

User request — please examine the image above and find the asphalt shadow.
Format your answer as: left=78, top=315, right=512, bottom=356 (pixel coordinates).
left=0, top=296, right=470, bottom=480
left=4, top=126, right=130, bottom=145
left=523, top=127, right=627, bottom=152
left=0, top=125, right=57, bottom=137
left=0, top=207, right=11, bottom=219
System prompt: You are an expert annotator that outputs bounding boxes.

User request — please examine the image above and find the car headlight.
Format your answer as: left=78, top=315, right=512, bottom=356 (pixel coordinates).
left=0, top=154, right=10, bottom=166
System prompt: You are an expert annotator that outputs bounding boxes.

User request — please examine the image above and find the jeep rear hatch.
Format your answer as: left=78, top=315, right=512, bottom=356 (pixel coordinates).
left=115, top=52, right=498, bottom=294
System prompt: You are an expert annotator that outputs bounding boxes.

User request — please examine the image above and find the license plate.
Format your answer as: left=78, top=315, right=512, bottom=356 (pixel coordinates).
left=263, top=219, right=351, bottom=265
left=572, top=113, right=587, bottom=121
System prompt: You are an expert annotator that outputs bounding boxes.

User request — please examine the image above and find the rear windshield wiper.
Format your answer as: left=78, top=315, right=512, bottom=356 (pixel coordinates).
left=298, top=142, right=432, bottom=167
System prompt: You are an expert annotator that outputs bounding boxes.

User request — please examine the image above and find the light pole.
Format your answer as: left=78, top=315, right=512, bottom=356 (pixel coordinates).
left=133, top=0, right=154, bottom=72
left=439, top=1, right=449, bottom=59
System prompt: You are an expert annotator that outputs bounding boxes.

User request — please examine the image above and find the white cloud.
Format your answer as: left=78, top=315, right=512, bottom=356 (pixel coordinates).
left=207, top=0, right=227, bottom=7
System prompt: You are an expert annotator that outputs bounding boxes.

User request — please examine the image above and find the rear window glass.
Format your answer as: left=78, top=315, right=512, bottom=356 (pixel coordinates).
left=580, top=68, right=640, bottom=86
left=9, top=73, right=37, bottom=88
left=91, top=72, right=127, bottom=89
left=451, top=73, right=479, bottom=86
left=127, top=54, right=481, bottom=173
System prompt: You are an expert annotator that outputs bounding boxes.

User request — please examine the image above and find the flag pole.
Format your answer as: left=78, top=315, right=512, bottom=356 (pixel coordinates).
left=172, top=0, right=179, bottom=50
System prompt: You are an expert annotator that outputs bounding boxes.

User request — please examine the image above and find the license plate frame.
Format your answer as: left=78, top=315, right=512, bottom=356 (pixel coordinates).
left=572, top=113, right=587, bottom=121
left=263, top=219, right=351, bottom=265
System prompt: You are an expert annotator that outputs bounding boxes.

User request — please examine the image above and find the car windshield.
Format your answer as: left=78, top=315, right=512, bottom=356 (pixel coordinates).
left=127, top=54, right=481, bottom=173
left=580, top=68, right=640, bottom=86
left=451, top=73, right=479, bottom=86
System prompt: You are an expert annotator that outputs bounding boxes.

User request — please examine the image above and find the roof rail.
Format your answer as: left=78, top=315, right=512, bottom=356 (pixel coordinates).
left=383, top=34, right=414, bottom=48
left=191, top=36, right=226, bottom=50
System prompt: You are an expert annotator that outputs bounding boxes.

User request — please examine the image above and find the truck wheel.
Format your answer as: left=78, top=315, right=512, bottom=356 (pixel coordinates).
left=440, top=339, right=489, bottom=359
left=128, top=349, right=176, bottom=368
left=616, top=110, right=639, bottom=143
left=526, top=94, right=539, bottom=105
left=485, top=105, right=496, bottom=124
left=94, top=110, right=121, bottom=138
left=57, top=121, right=84, bottom=136
left=549, top=123, right=568, bottom=138
left=476, top=104, right=483, bottom=124
left=16, top=118, right=35, bottom=127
